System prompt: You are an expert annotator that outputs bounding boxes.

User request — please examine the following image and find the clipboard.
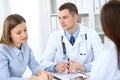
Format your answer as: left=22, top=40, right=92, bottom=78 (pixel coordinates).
left=52, top=71, right=87, bottom=80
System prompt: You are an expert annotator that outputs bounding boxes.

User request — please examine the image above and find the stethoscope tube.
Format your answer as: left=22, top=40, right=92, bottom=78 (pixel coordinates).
left=61, top=36, right=68, bottom=59
left=61, top=36, right=66, bottom=55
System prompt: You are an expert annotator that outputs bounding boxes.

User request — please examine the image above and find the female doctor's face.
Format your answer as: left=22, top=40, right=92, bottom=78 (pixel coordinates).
left=10, top=22, right=28, bottom=48
left=58, top=9, right=78, bottom=32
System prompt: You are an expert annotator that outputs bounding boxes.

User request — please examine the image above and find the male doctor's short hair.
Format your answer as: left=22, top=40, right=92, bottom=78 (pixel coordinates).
left=59, top=2, right=78, bottom=15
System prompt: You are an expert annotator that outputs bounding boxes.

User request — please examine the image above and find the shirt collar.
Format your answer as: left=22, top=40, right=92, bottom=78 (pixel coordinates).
left=11, top=44, right=23, bottom=55
left=65, top=24, right=80, bottom=40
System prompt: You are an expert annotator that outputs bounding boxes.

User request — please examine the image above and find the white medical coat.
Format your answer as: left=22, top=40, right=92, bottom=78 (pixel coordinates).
left=41, top=24, right=103, bottom=71
left=90, top=37, right=120, bottom=80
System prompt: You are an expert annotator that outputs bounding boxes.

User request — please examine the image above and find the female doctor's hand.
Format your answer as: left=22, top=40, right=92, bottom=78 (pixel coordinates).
left=68, top=60, right=86, bottom=73
left=54, top=61, right=68, bottom=73
left=36, top=70, right=53, bottom=80
left=28, top=72, right=49, bottom=80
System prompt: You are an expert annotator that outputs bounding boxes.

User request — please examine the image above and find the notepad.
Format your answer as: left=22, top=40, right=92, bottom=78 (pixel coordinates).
left=52, top=71, right=87, bottom=80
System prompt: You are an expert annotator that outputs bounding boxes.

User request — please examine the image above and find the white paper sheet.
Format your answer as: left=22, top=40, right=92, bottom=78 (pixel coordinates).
left=52, top=71, right=87, bottom=80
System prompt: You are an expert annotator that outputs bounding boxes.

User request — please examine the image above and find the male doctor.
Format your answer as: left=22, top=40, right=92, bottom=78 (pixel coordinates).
left=40, top=2, right=103, bottom=73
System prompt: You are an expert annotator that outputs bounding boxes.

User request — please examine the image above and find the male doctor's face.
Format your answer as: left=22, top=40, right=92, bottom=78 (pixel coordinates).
left=58, top=9, right=78, bottom=32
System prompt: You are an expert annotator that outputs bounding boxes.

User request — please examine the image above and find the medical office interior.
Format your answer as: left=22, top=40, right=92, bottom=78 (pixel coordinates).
left=0, top=0, right=110, bottom=78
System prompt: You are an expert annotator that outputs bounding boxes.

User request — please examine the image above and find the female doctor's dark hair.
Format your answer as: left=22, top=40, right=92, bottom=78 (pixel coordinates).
left=100, top=0, right=120, bottom=68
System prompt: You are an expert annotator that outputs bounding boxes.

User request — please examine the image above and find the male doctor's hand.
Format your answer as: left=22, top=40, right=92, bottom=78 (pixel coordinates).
left=68, top=60, right=86, bottom=73
left=54, top=61, right=68, bottom=73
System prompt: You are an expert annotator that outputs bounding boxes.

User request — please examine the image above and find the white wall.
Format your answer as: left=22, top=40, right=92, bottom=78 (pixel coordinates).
left=0, top=0, right=9, bottom=36
left=0, top=0, right=4, bottom=35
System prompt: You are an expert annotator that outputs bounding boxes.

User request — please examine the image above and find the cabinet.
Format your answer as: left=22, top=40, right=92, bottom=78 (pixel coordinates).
left=49, top=0, right=108, bottom=43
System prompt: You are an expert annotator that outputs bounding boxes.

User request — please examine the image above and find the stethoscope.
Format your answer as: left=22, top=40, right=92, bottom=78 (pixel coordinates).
left=61, top=33, right=88, bottom=59
left=61, top=36, right=69, bottom=60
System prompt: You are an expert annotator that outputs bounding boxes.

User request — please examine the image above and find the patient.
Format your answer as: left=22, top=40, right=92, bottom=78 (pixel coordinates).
left=0, top=14, right=52, bottom=80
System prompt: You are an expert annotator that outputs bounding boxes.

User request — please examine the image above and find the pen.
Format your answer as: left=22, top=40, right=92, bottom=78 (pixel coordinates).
left=67, top=58, right=70, bottom=74
left=61, top=36, right=70, bottom=74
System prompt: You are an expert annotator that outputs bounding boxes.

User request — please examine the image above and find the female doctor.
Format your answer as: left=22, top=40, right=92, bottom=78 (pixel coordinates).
left=40, top=2, right=103, bottom=73
left=90, top=1, right=120, bottom=80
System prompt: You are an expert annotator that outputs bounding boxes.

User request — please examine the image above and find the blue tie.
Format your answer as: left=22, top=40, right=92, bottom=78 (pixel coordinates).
left=70, top=35, right=75, bottom=45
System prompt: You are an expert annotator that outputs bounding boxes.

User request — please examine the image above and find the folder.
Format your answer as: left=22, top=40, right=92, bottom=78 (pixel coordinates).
left=94, top=0, right=100, bottom=13
left=52, top=71, right=87, bottom=80
left=50, top=15, right=57, bottom=32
